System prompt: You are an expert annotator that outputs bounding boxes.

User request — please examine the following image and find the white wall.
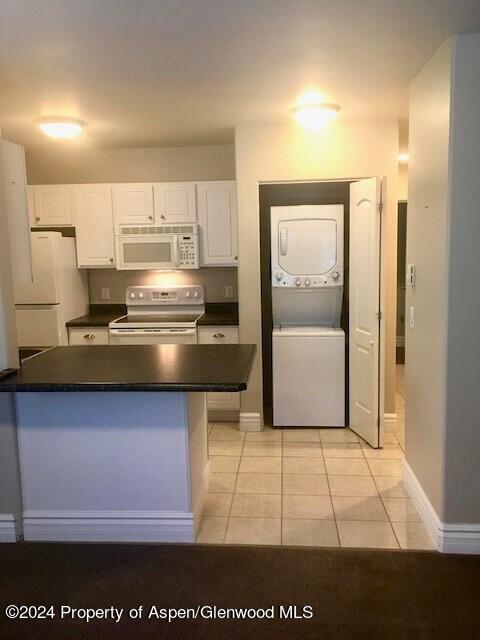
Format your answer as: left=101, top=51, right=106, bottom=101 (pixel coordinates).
left=443, top=34, right=480, bottom=524
left=406, top=40, right=451, bottom=519
left=235, top=120, right=399, bottom=423
left=25, top=144, right=235, bottom=184
left=406, top=33, right=480, bottom=528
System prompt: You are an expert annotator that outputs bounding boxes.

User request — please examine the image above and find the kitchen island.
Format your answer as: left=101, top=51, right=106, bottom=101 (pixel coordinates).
left=0, top=344, right=255, bottom=543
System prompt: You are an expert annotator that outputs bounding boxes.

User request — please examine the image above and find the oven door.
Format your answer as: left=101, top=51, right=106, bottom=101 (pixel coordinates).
left=109, top=327, right=197, bottom=345
left=116, top=234, right=178, bottom=270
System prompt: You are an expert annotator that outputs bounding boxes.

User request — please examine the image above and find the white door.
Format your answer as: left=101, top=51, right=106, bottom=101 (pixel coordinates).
left=113, top=183, right=154, bottom=226
left=154, top=182, right=196, bottom=224
left=14, top=233, right=59, bottom=304
left=349, top=178, right=382, bottom=448
left=74, top=185, right=116, bottom=268
left=197, top=181, right=238, bottom=266
left=32, top=185, right=73, bottom=226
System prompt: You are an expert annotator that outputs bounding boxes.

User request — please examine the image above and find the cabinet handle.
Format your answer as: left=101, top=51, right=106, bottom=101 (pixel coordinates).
left=84, top=334, right=96, bottom=340
left=160, top=214, right=166, bottom=220
left=35, top=216, right=41, bottom=222
left=148, top=215, right=154, bottom=221
left=109, top=257, right=114, bottom=263
left=234, top=256, right=238, bottom=260
left=213, top=333, right=225, bottom=339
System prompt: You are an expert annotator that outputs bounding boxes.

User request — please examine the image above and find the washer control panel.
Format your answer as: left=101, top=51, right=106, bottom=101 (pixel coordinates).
left=273, top=270, right=343, bottom=288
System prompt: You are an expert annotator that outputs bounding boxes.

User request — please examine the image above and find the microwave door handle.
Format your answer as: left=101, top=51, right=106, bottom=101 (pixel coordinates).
left=174, top=236, right=180, bottom=267
left=280, top=228, right=288, bottom=256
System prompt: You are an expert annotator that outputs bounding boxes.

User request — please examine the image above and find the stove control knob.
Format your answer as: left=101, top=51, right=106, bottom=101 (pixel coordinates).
left=138, top=292, right=144, bottom=299
left=295, top=279, right=301, bottom=287
left=129, top=292, right=136, bottom=299
left=305, top=279, right=311, bottom=287
left=332, top=271, right=340, bottom=281
left=185, top=291, right=191, bottom=298
left=193, top=291, right=199, bottom=298
left=275, top=271, right=283, bottom=282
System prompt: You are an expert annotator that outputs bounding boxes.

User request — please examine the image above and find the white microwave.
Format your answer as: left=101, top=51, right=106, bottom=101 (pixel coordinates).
left=116, top=224, right=200, bottom=270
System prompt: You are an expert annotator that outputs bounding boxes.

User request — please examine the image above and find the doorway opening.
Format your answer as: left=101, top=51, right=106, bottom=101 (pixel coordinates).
left=395, top=201, right=407, bottom=450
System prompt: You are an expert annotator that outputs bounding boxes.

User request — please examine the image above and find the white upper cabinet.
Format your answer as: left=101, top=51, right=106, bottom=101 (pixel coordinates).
left=1, top=140, right=33, bottom=286
left=73, top=185, right=116, bottom=268
left=197, top=181, right=238, bottom=266
left=113, top=183, right=154, bottom=226
left=154, top=182, right=196, bottom=224
left=31, top=185, right=74, bottom=226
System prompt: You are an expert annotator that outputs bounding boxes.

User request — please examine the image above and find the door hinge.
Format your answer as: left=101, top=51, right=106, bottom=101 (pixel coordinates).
left=376, top=311, right=382, bottom=320
left=378, top=201, right=384, bottom=214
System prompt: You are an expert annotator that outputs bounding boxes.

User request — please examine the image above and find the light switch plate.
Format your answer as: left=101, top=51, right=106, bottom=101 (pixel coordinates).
left=406, top=264, right=416, bottom=287
left=409, top=306, right=415, bottom=329
left=225, top=285, right=233, bottom=299
left=101, top=287, right=110, bottom=301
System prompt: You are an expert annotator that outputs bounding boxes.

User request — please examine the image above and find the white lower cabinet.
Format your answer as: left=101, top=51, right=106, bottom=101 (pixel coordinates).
left=197, top=325, right=240, bottom=411
left=69, top=327, right=110, bottom=346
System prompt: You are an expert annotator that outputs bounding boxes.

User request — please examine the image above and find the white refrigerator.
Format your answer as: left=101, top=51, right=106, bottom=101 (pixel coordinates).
left=15, top=232, right=89, bottom=347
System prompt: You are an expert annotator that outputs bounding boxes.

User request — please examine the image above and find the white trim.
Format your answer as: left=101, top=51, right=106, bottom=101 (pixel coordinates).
left=192, top=461, right=210, bottom=534
left=0, top=514, right=17, bottom=543
left=403, top=460, right=480, bottom=554
left=22, top=510, right=196, bottom=543
left=239, top=412, right=263, bottom=432
left=383, top=413, right=397, bottom=433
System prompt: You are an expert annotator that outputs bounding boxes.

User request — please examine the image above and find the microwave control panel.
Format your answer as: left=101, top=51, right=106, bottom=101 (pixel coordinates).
left=178, top=235, right=200, bottom=269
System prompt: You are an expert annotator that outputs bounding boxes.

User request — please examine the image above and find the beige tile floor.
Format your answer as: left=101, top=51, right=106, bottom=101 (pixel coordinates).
left=198, top=407, right=434, bottom=552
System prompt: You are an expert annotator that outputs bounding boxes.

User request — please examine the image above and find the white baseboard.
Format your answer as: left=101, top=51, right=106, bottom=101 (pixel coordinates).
left=22, top=510, right=196, bottom=543
left=239, top=412, right=263, bottom=432
left=383, top=413, right=397, bottom=432
left=0, top=514, right=17, bottom=543
left=403, top=460, right=480, bottom=554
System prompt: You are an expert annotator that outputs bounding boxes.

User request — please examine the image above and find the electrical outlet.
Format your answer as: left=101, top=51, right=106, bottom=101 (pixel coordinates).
left=225, top=285, right=233, bottom=299
left=101, top=287, right=110, bottom=301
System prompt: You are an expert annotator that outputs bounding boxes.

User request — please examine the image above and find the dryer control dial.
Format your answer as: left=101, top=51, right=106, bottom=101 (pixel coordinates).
left=295, top=279, right=302, bottom=287
left=275, top=271, right=283, bottom=282
left=332, top=271, right=340, bottom=281
left=305, top=279, right=311, bottom=287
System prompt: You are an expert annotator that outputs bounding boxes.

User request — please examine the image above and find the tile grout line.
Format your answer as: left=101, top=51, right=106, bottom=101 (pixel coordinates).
left=320, top=432, right=341, bottom=547
left=223, top=428, right=247, bottom=543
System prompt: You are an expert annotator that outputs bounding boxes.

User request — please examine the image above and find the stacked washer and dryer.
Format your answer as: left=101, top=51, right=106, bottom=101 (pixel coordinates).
left=271, top=205, right=345, bottom=427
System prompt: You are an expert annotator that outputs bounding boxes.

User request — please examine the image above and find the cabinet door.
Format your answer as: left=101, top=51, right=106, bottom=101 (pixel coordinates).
left=113, top=183, right=154, bottom=226
left=32, top=185, right=73, bottom=226
left=154, top=182, right=196, bottom=224
left=197, top=181, right=238, bottom=266
left=74, top=185, right=116, bottom=268
left=198, top=326, right=240, bottom=410
left=1, top=140, right=33, bottom=286
left=69, top=327, right=110, bottom=345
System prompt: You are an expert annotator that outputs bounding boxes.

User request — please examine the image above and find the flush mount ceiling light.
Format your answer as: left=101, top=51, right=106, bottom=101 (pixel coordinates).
left=38, top=118, right=84, bottom=139
left=292, top=103, right=340, bottom=131
left=398, top=152, right=410, bottom=164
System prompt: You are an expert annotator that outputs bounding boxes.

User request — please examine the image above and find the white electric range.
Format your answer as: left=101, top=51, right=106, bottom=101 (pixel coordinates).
left=109, top=285, right=205, bottom=345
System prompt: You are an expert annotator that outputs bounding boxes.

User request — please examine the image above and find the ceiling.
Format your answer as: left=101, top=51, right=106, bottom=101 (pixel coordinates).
left=1, top=0, right=480, bottom=149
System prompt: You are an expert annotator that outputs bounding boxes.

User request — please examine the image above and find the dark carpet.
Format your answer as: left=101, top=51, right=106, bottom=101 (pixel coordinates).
left=1, top=542, right=479, bottom=640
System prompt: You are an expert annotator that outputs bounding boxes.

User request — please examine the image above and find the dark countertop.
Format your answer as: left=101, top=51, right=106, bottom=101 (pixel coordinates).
left=66, top=304, right=127, bottom=327
left=0, top=344, right=256, bottom=392
left=66, top=303, right=239, bottom=327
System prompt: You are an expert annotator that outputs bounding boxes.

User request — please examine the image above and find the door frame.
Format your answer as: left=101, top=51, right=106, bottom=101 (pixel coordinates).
left=258, top=177, right=388, bottom=447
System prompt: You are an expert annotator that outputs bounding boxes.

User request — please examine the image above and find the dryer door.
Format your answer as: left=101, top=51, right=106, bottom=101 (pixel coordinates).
left=278, top=218, right=337, bottom=275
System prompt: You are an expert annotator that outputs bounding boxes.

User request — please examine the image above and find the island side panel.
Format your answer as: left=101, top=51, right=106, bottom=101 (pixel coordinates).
left=186, top=392, right=210, bottom=532
left=15, top=391, right=198, bottom=542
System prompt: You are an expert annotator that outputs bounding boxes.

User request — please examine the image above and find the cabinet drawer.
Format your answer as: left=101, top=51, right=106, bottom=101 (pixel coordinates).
left=197, top=326, right=238, bottom=344
left=69, top=327, right=110, bottom=345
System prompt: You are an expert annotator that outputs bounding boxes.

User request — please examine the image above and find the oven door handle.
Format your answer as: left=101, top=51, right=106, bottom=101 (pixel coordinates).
left=109, top=327, right=197, bottom=336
